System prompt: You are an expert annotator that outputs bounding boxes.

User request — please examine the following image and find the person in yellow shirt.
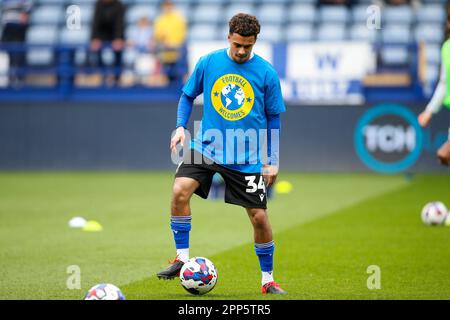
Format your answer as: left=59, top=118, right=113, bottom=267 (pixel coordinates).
left=153, top=0, right=187, bottom=83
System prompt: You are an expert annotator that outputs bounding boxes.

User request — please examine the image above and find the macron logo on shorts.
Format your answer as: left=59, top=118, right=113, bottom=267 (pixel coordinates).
left=259, top=194, right=265, bottom=202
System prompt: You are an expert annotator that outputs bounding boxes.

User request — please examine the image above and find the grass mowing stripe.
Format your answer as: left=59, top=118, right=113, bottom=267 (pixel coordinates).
left=123, top=174, right=450, bottom=300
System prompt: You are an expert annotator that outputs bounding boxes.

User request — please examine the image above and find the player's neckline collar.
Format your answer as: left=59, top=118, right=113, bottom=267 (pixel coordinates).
left=226, top=48, right=255, bottom=64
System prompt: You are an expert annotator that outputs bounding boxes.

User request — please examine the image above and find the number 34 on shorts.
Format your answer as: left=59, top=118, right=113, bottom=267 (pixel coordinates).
left=245, top=176, right=266, bottom=193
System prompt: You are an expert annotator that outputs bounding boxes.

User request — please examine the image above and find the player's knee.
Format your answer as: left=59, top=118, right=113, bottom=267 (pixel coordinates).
left=250, top=211, right=268, bottom=229
left=172, top=183, right=191, bottom=204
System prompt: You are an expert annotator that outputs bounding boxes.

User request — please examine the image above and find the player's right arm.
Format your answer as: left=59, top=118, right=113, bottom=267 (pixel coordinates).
left=169, top=55, right=207, bottom=153
left=418, top=63, right=447, bottom=127
left=170, top=94, right=194, bottom=153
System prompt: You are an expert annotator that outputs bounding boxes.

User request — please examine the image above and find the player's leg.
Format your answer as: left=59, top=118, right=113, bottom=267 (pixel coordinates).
left=171, top=176, right=199, bottom=258
left=437, top=138, right=450, bottom=166
left=219, top=166, right=286, bottom=294
left=158, top=149, right=215, bottom=280
left=157, top=177, right=198, bottom=280
left=246, top=208, right=286, bottom=295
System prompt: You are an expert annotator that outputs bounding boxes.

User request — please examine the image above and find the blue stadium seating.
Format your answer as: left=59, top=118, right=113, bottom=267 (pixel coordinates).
left=381, top=47, right=410, bottom=66
left=319, top=6, right=350, bottom=24
left=4, top=0, right=449, bottom=86
left=192, top=4, right=222, bottom=24
left=425, top=64, right=440, bottom=85
left=287, top=4, right=317, bottom=24
left=257, top=23, right=283, bottom=42
left=351, top=5, right=373, bottom=23
left=286, top=24, right=314, bottom=42
left=59, top=27, right=90, bottom=45
left=424, top=44, right=442, bottom=65
left=30, top=5, right=64, bottom=26
left=225, top=4, right=256, bottom=22
left=415, top=23, right=446, bottom=44
left=383, top=5, right=414, bottom=25
left=349, top=24, right=378, bottom=43
left=26, top=25, right=59, bottom=66
left=316, top=24, right=347, bottom=41
left=382, top=25, right=412, bottom=44
left=416, top=4, right=447, bottom=24
left=134, top=0, right=160, bottom=4
left=256, top=4, right=286, bottom=25
left=188, top=24, right=218, bottom=41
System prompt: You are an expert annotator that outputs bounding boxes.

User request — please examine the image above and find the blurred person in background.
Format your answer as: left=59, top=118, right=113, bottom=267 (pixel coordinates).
left=127, top=16, right=158, bottom=86
left=90, top=0, right=125, bottom=86
left=0, top=0, right=33, bottom=87
left=127, top=16, right=153, bottom=53
left=153, top=0, right=187, bottom=84
left=418, top=24, right=450, bottom=166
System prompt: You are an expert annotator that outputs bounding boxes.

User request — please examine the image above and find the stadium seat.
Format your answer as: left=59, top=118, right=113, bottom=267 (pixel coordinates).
left=59, top=27, right=90, bottom=45
left=194, top=0, right=224, bottom=4
left=126, top=5, right=158, bottom=25
left=27, top=25, right=59, bottom=45
left=228, top=0, right=258, bottom=4
left=134, top=0, right=160, bottom=4
left=288, top=4, right=317, bottom=24
left=349, top=24, right=378, bottom=43
left=424, top=44, right=442, bottom=65
left=26, top=26, right=59, bottom=66
left=319, top=6, right=349, bottom=24
left=59, top=27, right=90, bottom=66
left=257, top=24, right=283, bottom=43
left=225, top=4, right=256, bottom=22
left=415, top=24, right=445, bottom=44
left=192, top=4, right=222, bottom=24
left=172, top=0, right=195, bottom=4
left=425, top=63, right=440, bottom=84
left=285, top=0, right=316, bottom=4
left=286, top=24, right=314, bottom=42
left=30, top=5, right=64, bottom=26
left=380, top=46, right=409, bottom=66
left=257, top=4, right=286, bottom=25
left=351, top=5, right=374, bottom=23
left=382, top=6, right=414, bottom=26
left=316, top=24, right=347, bottom=41
left=263, top=0, right=292, bottom=3
left=381, top=25, right=412, bottom=44
left=416, top=4, right=447, bottom=24
left=188, top=24, right=218, bottom=41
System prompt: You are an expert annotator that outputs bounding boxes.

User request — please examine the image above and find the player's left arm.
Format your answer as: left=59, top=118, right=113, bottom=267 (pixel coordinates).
left=263, top=68, right=286, bottom=187
left=263, top=114, right=281, bottom=187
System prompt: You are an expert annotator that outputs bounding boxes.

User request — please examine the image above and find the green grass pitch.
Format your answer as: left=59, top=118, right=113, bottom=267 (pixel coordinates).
left=0, top=172, right=449, bottom=300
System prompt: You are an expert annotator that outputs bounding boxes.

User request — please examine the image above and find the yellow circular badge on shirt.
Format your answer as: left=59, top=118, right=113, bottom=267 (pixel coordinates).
left=211, top=74, right=254, bottom=121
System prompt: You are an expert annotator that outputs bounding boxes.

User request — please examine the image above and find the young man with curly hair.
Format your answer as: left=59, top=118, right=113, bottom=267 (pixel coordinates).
left=157, top=13, right=286, bottom=295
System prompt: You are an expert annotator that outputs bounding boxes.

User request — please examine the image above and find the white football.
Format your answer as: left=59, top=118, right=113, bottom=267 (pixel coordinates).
left=180, top=257, right=218, bottom=295
left=84, top=283, right=125, bottom=300
left=421, top=202, right=448, bottom=226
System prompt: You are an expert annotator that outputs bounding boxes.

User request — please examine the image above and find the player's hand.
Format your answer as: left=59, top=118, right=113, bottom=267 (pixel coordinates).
left=170, top=126, right=186, bottom=154
left=262, top=165, right=278, bottom=188
left=418, top=111, right=433, bottom=128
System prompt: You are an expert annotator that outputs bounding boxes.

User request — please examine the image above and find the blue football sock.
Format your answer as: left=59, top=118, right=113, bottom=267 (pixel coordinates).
left=170, top=215, right=192, bottom=250
left=254, top=240, right=275, bottom=273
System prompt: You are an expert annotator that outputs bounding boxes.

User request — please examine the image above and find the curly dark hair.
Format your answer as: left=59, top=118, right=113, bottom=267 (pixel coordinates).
left=229, top=13, right=261, bottom=38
